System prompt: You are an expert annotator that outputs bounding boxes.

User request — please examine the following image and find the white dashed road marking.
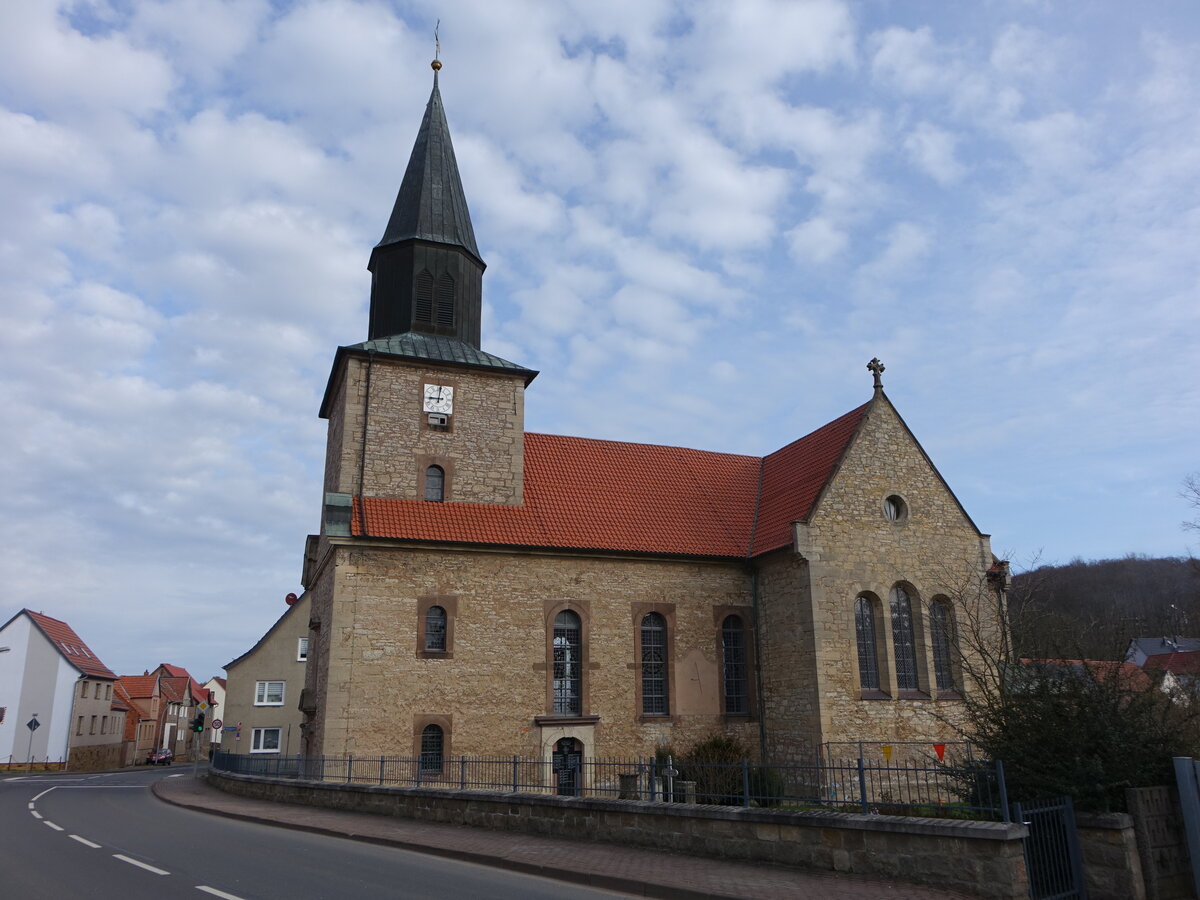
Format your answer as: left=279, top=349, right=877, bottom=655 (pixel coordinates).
left=70, top=835, right=101, bottom=848
left=43, top=821, right=64, bottom=831
left=113, top=854, right=169, bottom=875
left=196, top=887, right=247, bottom=900
left=30, top=810, right=42, bottom=819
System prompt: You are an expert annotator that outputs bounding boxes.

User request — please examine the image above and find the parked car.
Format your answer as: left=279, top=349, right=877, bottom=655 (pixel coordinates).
left=146, top=748, right=174, bottom=765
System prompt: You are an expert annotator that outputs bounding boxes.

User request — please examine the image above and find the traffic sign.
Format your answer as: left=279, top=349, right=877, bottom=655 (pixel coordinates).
left=26, top=716, right=40, bottom=732
left=211, top=718, right=223, bottom=730
left=198, top=700, right=210, bottom=712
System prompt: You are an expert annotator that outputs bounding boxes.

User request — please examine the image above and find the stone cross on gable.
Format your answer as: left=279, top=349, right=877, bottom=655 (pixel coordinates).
left=867, top=357, right=886, bottom=390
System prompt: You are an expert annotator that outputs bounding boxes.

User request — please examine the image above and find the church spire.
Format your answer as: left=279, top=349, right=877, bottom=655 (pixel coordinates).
left=367, top=58, right=484, bottom=347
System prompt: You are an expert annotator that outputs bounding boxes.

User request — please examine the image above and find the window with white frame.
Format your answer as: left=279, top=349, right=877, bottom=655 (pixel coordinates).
left=297, top=637, right=309, bottom=661
left=251, top=727, right=282, bottom=753
left=254, top=681, right=285, bottom=706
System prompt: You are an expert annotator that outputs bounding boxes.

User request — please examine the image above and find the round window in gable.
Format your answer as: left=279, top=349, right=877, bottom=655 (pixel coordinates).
left=883, top=494, right=909, bottom=524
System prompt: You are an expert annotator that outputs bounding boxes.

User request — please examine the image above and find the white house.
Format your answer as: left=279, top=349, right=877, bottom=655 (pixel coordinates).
left=0, top=609, right=124, bottom=770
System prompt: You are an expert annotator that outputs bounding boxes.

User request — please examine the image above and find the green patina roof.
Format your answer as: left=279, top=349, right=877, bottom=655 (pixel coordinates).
left=346, top=332, right=537, bottom=379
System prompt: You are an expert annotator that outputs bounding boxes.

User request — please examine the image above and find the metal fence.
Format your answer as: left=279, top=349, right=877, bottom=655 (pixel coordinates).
left=212, top=751, right=1009, bottom=821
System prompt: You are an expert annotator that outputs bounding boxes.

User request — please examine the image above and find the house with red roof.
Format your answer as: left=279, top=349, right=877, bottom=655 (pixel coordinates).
left=273, top=64, right=1007, bottom=772
left=0, top=609, right=126, bottom=770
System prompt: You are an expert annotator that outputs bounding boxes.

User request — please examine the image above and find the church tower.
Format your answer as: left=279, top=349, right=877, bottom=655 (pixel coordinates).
left=318, top=61, right=536, bottom=512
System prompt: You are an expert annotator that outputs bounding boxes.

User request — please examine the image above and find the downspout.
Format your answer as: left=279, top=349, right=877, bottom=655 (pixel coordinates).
left=747, top=458, right=768, bottom=763
left=356, top=350, right=374, bottom=537
left=752, top=568, right=768, bottom=763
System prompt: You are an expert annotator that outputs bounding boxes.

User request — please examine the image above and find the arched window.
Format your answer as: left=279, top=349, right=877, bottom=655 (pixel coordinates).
left=721, top=615, right=748, bottom=714
left=640, top=613, right=668, bottom=715
left=552, top=610, right=582, bottom=715
left=437, top=273, right=455, bottom=327
left=424, top=465, right=445, bottom=502
left=890, top=585, right=919, bottom=690
left=855, top=596, right=880, bottom=691
left=415, top=269, right=434, bottom=323
left=929, top=598, right=956, bottom=690
left=424, top=606, right=447, bottom=651
left=419, top=724, right=443, bottom=772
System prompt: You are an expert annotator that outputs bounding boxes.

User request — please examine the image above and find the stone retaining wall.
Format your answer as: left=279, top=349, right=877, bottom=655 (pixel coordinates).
left=1076, top=812, right=1147, bottom=900
left=210, top=770, right=1030, bottom=898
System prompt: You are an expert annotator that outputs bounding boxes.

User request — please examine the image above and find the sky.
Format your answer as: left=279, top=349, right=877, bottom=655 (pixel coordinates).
left=2, top=0, right=1199, bottom=682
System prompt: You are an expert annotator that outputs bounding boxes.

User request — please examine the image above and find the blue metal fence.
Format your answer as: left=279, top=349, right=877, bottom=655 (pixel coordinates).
left=212, top=750, right=1009, bottom=821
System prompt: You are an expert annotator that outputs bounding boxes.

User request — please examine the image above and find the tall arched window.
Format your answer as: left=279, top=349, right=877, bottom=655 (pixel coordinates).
left=721, top=615, right=748, bottom=714
left=419, top=724, right=443, bottom=772
left=424, top=465, right=445, bottom=502
left=640, top=613, right=668, bottom=715
left=855, top=596, right=880, bottom=691
left=890, top=585, right=919, bottom=690
left=929, top=598, right=956, bottom=690
left=437, top=273, right=455, bottom=327
left=553, top=610, right=582, bottom=714
left=415, top=269, right=434, bottom=323
left=424, top=606, right=447, bottom=651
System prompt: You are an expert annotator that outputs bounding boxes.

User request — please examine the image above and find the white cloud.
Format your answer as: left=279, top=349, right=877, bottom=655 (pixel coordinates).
left=903, top=122, right=965, bottom=185
left=787, top=217, right=848, bottom=263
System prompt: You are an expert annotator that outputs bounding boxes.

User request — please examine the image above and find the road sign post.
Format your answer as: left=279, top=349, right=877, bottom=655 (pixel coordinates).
left=26, top=715, right=40, bottom=772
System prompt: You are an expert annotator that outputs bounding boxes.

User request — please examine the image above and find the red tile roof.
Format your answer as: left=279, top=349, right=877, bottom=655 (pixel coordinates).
left=118, top=675, right=158, bottom=699
left=1143, top=651, right=1200, bottom=675
left=159, top=677, right=188, bottom=703
left=23, top=610, right=116, bottom=679
left=355, top=403, right=870, bottom=559
left=157, top=663, right=192, bottom=680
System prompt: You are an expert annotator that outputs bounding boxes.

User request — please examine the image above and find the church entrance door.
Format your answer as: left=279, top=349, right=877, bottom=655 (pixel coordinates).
left=552, top=738, right=582, bottom=796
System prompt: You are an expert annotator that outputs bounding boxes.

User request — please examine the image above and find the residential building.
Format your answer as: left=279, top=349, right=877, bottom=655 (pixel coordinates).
left=273, top=62, right=1007, bottom=770
left=223, top=593, right=309, bottom=756
left=1125, top=636, right=1200, bottom=667
left=0, top=609, right=125, bottom=770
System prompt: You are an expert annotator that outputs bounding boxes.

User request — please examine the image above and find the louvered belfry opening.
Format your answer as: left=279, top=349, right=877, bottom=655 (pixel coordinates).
left=415, top=270, right=434, bottom=323
left=437, top=273, right=455, bottom=327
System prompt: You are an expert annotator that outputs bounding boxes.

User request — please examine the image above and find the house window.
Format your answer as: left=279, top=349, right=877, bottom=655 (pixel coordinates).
left=424, top=465, right=445, bottom=502
left=254, top=681, right=285, bottom=706
left=929, top=598, right=957, bottom=691
left=436, top=273, right=455, bottom=327
left=415, top=269, right=434, bottom=323
left=552, top=610, right=582, bottom=715
left=90, top=715, right=97, bottom=734
left=251, top=727, right=281, bottom=753
left=95, top=683, right=102, bottom=699
left=891, top=586, right=920, bottom=691
left=640, top=613, right=668, bottom=715
left=424, top=606, right=447, bottom=651
left=297, top=637, right=309, bottom=661
left=76, top=716, right=84, bottom=735
left=855, top=595, right=881, bottom=692
left=883, top=494, right=909, bottom=523
left=419, top=724, right=444, bottom=773
left=101, top=715, right=108, bottom=734
left=80, top=682, right=88, bottom=698
left=721, top=615, right=749, bottom=714
left=105, top=684, right=112, bottom=700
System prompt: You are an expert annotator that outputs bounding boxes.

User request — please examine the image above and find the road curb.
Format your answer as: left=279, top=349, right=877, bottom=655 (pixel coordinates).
left=151, top=776, right=730, bottom=900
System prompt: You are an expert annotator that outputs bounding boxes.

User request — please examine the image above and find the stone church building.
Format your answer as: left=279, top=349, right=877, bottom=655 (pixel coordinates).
left=294, top=64, right=1004, bottom=769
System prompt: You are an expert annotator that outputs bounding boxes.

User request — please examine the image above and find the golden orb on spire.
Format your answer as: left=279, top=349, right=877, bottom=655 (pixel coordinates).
left=431, top=59, right=442, bottom=71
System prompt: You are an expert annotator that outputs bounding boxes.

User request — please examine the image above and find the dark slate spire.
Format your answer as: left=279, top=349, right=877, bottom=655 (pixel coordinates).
left=376, top=68, right=481, bottom=261
left=367, top=61, right=485, bottom=347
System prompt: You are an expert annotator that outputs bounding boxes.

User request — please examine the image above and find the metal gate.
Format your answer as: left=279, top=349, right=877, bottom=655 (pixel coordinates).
left=552, top=738, right=581, bottom=796
left=1011, top=797, right=1087, bottom=900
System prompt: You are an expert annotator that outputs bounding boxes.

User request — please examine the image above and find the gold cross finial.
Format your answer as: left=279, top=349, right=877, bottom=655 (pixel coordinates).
left=431, top=20, right=442, bottom=71
left=867, top=357, right=886, bottom=391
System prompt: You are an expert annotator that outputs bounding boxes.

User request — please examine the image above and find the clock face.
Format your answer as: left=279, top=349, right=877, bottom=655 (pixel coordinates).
left=423, top=384, right=454, bottom=414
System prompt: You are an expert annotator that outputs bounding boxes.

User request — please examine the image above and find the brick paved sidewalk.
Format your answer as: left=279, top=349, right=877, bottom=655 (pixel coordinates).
left=153, top=773, right=979, bottom=899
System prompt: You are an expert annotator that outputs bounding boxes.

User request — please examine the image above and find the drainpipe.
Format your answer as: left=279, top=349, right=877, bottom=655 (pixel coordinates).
left=356, top=350, right=374, bottom=537
left=752, top=567, right=768, bottom=763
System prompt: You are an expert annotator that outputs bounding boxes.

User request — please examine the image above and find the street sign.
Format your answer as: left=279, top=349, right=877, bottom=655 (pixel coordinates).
left=211, top=718, right=223, bottom=730
left=198, top=700, right=210, bottom=712
left=26, top=717, right=40, bottom=732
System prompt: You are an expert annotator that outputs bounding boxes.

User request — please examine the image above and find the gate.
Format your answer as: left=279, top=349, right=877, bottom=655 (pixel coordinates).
left=1011, top=796, right=1087, bottom=900
left=552, top=738, right=581, bottom=796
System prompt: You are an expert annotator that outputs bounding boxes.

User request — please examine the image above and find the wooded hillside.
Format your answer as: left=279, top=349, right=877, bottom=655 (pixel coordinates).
left=1010, top=556, right=1200, bottom=660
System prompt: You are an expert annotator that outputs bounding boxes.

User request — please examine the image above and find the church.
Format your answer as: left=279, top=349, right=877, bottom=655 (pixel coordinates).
left=294, top=61, right=1005, bottom=769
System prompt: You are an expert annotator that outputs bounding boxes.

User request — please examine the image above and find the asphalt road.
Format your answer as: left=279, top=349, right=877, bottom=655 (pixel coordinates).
left=0, top=766, right=632, bottom=899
